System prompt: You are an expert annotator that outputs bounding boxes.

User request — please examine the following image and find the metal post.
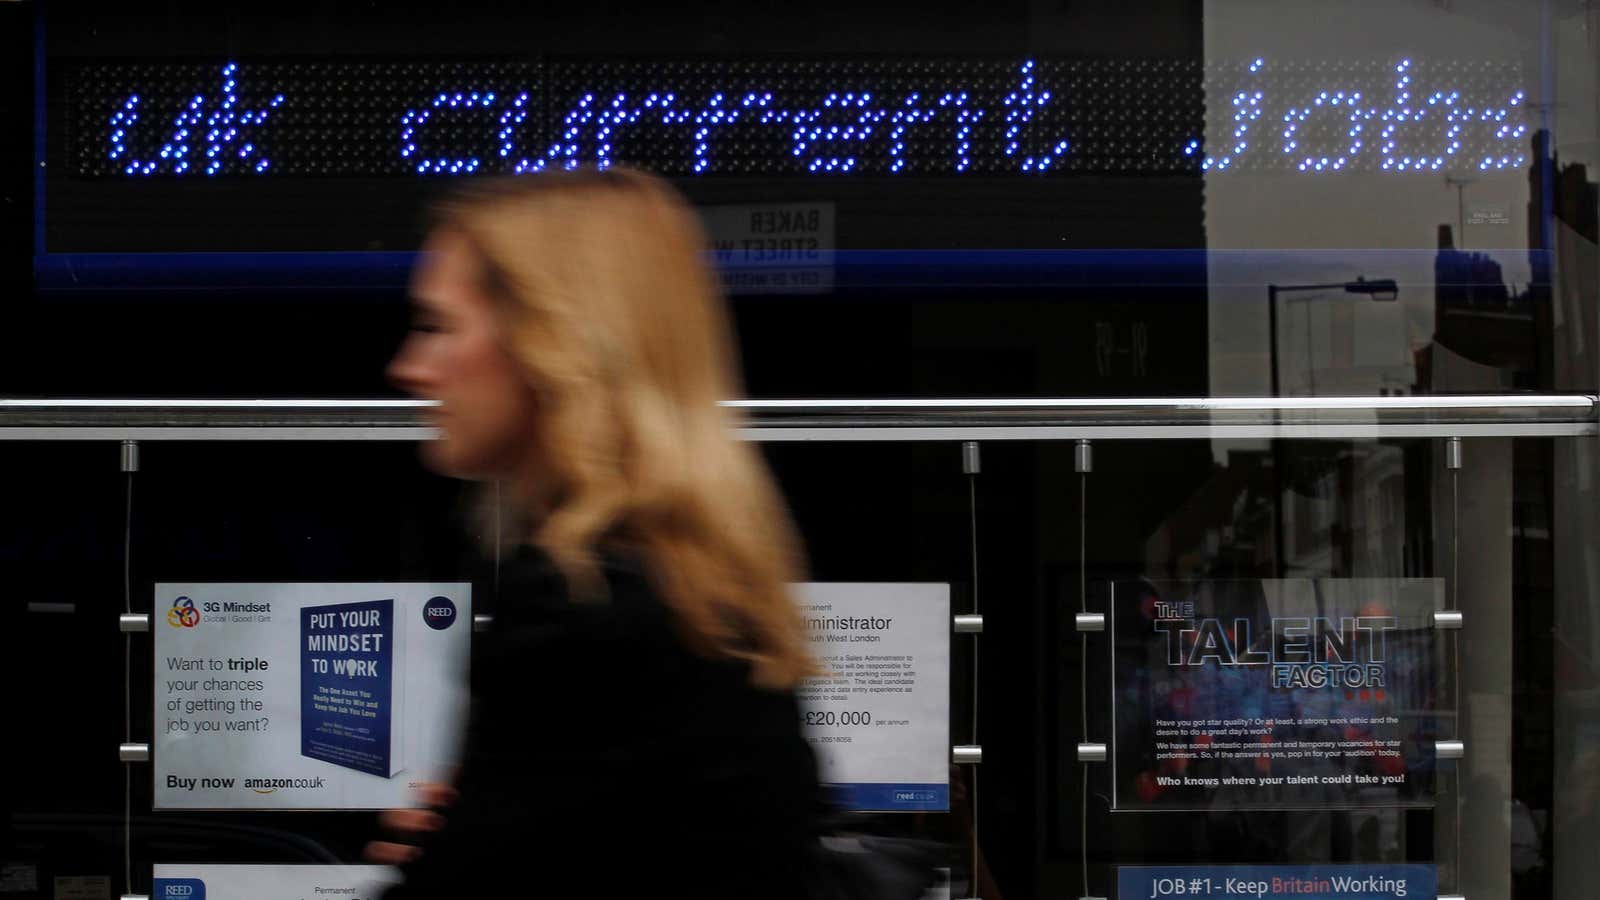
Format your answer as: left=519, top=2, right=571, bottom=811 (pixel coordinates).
left=1267, top=289, right=1288, bottom=578
left=962, top=441, right=982, bottom=897
left=1267, top=285, right=1281, bottom=400
left=1077, top=439, right=1092, bottom=900
left=1445, top=435, right=1464, bottom=894
left=120, top=441, right=137, bottom=898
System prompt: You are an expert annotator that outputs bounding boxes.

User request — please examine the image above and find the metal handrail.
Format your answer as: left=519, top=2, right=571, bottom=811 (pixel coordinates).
left=0, top=395, right=1594, bottom=441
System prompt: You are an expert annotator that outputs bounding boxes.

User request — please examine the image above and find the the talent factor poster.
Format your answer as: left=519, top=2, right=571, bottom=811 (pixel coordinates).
left=152, top=865, right=402, bottom=900
left=795, top=583, right=951, bottom=811
left=153, top=583, right=470, bottom=809
left=1111, top=579, right=1442, bottom=810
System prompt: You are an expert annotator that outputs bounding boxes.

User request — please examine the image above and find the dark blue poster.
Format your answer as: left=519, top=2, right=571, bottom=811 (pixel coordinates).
left=1118, top=864, right=1437, bottom=900
left=1111, top=579, right=1441, bottom=809
left=299, top=598, right=401, bottom=778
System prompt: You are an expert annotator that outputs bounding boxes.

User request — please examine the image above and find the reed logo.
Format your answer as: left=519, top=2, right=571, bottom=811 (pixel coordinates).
left=152, top=878, right=205, bottom=900
left=423, top=595, right=457, bottom=630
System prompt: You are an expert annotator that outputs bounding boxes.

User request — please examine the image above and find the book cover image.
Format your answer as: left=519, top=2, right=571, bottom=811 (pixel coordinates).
left=299, top=597, right=404, bottom=778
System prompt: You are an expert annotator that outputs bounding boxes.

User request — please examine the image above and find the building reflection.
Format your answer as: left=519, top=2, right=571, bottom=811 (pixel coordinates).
left=1127, top=129, right=1598, bottom=896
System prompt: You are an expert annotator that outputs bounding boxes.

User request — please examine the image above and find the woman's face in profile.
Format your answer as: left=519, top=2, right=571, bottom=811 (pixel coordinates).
left=388, top=229, right=538, bottom=479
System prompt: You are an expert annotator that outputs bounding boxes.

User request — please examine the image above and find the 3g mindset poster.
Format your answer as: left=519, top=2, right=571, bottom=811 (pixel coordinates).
left=153, top=583, right=470, bottom=809
left=1111, top=579, right=1442, bottom=810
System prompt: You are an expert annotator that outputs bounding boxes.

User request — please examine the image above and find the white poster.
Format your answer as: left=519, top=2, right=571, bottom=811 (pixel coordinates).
left=152, top=865, right=400, bottom=900
left=153, top=583, right=470, bottom=809
left=795, top=583, right=950, bottom=811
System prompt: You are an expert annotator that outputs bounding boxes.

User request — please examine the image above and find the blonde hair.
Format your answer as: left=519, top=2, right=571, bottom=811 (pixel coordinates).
left=436, top=169, right=814, bottom=689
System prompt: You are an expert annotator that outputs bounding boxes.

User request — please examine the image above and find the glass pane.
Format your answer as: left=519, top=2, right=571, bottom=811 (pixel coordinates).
left=5, top=0, right=1599, bottom=898
left=8, top=0, right=1592, bottom=398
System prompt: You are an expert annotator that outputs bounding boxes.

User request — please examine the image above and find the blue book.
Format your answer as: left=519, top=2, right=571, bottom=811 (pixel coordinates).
left=300, top=598, right=404, bottom=777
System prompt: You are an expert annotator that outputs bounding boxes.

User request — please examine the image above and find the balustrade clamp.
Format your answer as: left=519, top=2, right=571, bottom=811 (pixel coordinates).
left=952, top=745, right=983, bottom=765
left=1433, top=610, right=1464, bottom=630
left=1075, top=612, right=1106, bottom=632
left=954, top=614, right=984, bottom=633
left=120, top=439, right=139, bottom=473
left=118, top=743, right=149, bottom=763
left=1446, top=436, right=1463, bottom=470
left=1436, top=739, right=1465, bottom=760
left=1077, top=742, right=1108, bottom=763
left=119, top=612, right=150, bottom=633
left=962, top=441, right=981, bottom=475
left=1075, top=439, right=1093, bottom=473
left=473, top=614, right=493, bottom=633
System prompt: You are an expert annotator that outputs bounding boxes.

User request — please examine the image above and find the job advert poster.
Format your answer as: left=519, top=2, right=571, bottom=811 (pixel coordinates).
left=1111, top=579, right=1440, bottom=810
left=153, top=583, right=470, bottom=809
left=152, top=865, right=401, bottom=900
left=795, top=583, right=950, bottom=811
left=1118, top=864, right=1436, bottom=900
